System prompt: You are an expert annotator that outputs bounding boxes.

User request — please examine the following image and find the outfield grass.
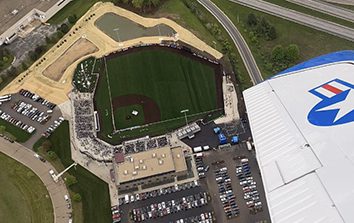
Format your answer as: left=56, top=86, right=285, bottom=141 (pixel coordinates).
left=115, top=104, right=145, bottom=129
left=263, top=0, right=354, bottom=29
left=34, top=122, right=112, bottom=223
left=156, top=0, right=252, bottom=88
left=95, top=48, right=220, bottom=142
left=212, top=0, right=354, bottom=78
left=0, top=119, right=32, bottom=142
left=0, top=152, right=53, bottom=223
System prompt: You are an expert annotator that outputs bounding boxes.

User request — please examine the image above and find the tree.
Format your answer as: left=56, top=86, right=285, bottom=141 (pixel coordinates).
left=73, top=193, right=82, bottom=202
left=222, top=40, right=232, bottom=54
left=68, top=14, right=77, bottom=24
left=247, top=13, right=258, bottom=27
left=65, top=175, right=78, bottom=187
left=41, top=140, right=52, bottom=151
left=285, top=44, right=300, bottom=63
left=131, top=0, right=144, bottom=9
left=47, top=151, right=57, bottom=160
left=271, top=45, right=285, bottom=63
left=0, top=126, right=5, bottom=134
left=59, top=23, right=69, bottom=34
left=268, top=26, right=277, bottom=40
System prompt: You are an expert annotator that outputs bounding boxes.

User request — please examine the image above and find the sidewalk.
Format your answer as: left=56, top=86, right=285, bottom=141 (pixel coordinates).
left=0, top=138, right=70, bottom=223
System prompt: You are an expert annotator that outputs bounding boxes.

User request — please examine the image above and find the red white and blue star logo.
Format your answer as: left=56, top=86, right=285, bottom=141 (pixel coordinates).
left=308, top=79, right=354, bottom=126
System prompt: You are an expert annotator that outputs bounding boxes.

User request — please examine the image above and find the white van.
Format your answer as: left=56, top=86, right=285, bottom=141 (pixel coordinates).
left=124, top=195, right=129, bottom=204
left=64, top=194, right=69, bottom=202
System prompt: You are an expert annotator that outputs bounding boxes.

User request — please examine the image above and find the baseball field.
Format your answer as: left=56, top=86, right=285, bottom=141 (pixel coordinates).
left=93, top=46, right=223, bottom=143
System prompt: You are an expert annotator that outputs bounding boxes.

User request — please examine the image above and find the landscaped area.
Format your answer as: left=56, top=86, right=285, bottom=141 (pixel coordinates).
left=93, top=47, right=223, bottom=143
left=0, top=152, right=53, bottom=223
left=211, top=0, right=354, bottom=78
left=0, top=119, right=33, bottom=142
left=34, top=122, right=112, bottom=223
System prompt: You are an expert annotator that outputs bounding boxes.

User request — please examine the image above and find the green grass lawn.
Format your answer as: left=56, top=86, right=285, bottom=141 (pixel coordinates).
left=0, top=152, right=53, bottom=223
left=263, top=0, right=354, bottom=29
left=34, top=122, right=112, bottom=223
left=212, top=0, right=354, bottom=78
left=0, top=119, right=33, bottom=142
left=115, top=104, right=145, bottom=129
left=156, top=0, right=252, bottom=88
left=95, top=48, right=220, bottom=142
left=0, top=54, right=14, bottom=73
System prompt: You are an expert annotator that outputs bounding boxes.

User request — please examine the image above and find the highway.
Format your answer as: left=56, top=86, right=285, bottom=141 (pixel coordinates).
left=230, top=0, right=354, bottom=42
left=198, top=0, right=263, bottom=84
left=0, top=138, right=70, bottom=223
left=288, top=0, right=354, bottom=23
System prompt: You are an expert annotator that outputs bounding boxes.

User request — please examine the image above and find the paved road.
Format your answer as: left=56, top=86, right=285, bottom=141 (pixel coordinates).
left=230, top=0, right=354, bottom=42
left=288, top=0, right=354, bottom=23
left=0, top=138, right=70, bottom=223
left=198, top=0, right=263, bottom=84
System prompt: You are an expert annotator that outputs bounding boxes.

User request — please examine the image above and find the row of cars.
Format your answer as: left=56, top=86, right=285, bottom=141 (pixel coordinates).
left=0, top=109, right=35, bottom=133
left=195, top=153, right=209, bottom=179
left=236, top=158, right=263, bottom=213
left=130, top=192, right=210, bottom=222
left=19, top=89, right=56, bottom=110
left=173, top=211, right=215, bottom=223
left=111, top=205, right=121, bottom=223
left=12, top=101, right=51, bottom=124
left=215, top=167, right=240, bottom=219
left=42, top=117, right=65, bottom=138
left=119, top=180, right=200, bottom=205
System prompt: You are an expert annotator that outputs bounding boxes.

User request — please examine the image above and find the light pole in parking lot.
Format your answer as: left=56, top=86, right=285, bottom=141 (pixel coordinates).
left=181, top=109, right=189, bottom=127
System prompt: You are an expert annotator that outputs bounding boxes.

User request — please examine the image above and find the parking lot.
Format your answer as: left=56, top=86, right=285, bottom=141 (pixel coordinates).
left=201, top=143, right=270, bottom=223
left=0, top=91, right=62, bottom=148
left=119, top=181, right=214, bottom=223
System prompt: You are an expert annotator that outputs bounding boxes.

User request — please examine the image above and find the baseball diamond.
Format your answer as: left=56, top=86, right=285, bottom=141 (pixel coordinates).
left=93, top=45, right=224, bottom=144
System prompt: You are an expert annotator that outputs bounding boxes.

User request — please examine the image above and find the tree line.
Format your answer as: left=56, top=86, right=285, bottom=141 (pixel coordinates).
left=115, top=0, right=163, bottom=12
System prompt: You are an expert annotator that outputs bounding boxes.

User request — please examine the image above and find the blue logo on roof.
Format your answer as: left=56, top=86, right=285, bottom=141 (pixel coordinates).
left=308, top=79, right=354, bottom=126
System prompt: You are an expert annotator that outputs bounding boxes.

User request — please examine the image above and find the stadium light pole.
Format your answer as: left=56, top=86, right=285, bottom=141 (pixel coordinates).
left=181, top=109, right=189, bottom=127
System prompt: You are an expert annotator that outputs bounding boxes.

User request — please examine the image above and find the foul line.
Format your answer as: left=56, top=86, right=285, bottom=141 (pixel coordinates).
left=103, top=57, right=116, bottom=132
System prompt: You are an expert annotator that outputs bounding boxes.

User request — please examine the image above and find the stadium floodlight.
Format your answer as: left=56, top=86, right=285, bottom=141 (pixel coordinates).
left=181, top=109, right=189, bottom=127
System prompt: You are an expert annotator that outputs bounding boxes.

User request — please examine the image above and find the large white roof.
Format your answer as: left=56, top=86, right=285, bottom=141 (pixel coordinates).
left=243, top=51, right=354, bottom=223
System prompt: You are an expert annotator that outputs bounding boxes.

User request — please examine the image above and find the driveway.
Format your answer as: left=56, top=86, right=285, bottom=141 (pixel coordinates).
left=0, top=137, right=71, bottom=223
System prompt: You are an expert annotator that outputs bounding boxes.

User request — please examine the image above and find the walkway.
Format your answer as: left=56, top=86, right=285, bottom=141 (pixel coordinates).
left=0, top=138, right=70, bottom=223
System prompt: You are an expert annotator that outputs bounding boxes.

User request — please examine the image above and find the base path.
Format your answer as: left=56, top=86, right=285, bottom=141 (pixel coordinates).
left=0, top=138, right=70, bottom=223
left=112, top=94, right=161, bottom=124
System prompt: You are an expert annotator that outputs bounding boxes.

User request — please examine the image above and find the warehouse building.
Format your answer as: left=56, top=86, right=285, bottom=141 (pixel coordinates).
left=243, top=51, right=354, bottom=223
left=0, top=0, right=72, bottom=45
left=114, top=147, right=188, bottom=191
